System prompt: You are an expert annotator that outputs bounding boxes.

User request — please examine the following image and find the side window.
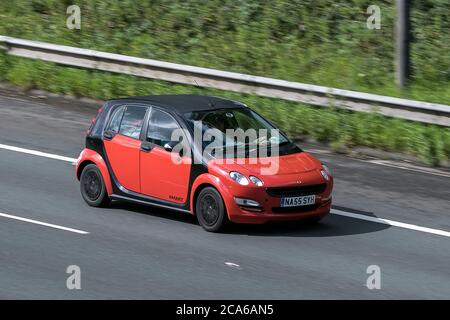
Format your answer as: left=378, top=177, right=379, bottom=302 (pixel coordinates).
left=108, top=106, right=126, bottom=133
left=147, top=109, right=181, bottom=147
left=118, top=106, right=147, bottom=139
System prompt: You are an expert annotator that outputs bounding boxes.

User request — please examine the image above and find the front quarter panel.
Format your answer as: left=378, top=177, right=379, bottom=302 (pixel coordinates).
left=190, top=173, right=235, bottom=219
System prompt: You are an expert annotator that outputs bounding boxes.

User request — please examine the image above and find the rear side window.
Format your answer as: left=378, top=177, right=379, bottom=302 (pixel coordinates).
left=108, top=106, right=126, bottom=133
left=117, top=106, right=147, bottom=139
left=147, top=109, right=180, bottom=146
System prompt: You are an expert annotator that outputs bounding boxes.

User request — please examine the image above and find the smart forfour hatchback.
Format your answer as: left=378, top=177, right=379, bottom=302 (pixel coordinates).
left=76, top=95, right=333, bottom=232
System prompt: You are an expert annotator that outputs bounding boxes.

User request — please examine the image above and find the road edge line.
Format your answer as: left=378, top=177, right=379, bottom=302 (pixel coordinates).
left=0, top=143, right=77, bottom=163
left=331, top=209, right=450, bottom=238
left=0, top=212, right=89, bottom=235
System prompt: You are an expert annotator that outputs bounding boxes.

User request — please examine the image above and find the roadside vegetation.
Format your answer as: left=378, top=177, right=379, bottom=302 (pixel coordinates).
left=1, top=0, right=448, bottom=104
left=0, top=1, right=449, bottom=164
left=1, top=54, right=449, bottom=165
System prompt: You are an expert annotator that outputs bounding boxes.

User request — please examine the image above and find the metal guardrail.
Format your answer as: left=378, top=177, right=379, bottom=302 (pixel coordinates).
left=1, top=35, right=449, bottom=126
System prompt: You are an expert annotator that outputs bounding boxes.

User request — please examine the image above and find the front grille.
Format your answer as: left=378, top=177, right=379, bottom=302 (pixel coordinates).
left=266, top=183, right=327, bottom=198
left=272, top=204, right=319, bottom=214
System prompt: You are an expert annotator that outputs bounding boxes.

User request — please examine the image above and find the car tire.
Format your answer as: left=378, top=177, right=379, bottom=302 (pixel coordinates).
left=196, top=187, right=228, bottom=232
left=80, top=164, right=111, bottom=207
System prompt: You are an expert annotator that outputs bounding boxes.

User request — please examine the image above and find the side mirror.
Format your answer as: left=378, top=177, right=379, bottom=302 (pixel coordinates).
left=164, top=141, right=186, bottom=157
left=163, top=141, right=177, bottom=152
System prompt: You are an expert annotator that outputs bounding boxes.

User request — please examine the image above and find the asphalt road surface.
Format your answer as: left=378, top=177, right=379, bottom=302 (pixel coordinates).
left=0, top=89, right=449, bottom=299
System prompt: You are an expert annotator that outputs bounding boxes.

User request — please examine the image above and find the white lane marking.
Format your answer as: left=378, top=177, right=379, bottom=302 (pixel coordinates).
left=331, top=209, right=450, bottom=238
left=0, top=212, right=89, bottom=235
left=1, top=142, right=449, bottom=238
left=365, top=160, right=450, bottom=178
left=0, top=143, right=77, bottom=163
left=2, top=142, right=449, bottom=178
left=225, top=262, right=242, bottom=269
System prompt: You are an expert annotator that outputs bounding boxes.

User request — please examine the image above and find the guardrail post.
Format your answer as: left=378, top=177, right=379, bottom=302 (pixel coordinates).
left=395, top=0, right=410, bottom=89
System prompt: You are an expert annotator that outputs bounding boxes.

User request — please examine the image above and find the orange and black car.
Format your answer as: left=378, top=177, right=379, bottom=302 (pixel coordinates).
left=76, top=95, right=333, bottom=232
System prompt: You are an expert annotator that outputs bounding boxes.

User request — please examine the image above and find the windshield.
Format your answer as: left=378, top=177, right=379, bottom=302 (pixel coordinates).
left=183, top=108, right=301, bottom=158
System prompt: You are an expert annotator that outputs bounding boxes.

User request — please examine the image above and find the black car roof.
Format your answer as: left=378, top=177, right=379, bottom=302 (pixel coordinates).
left=108, top=94, right=247, bottom=113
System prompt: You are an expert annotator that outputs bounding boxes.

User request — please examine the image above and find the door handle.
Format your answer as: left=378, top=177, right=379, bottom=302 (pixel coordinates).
left=140, top=141, right=154, bottom=152
left=103, top=130, right=115, bottom=140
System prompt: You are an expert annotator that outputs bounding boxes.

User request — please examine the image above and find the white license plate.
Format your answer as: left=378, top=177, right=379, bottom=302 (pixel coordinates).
left=280, top=195, right=315, bottom=207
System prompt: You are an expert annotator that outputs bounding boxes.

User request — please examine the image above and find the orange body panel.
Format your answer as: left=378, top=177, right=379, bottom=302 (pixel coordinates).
left=190, top=173, right=233, bottom=215
left=140, top=146, right=191, bottom=203
left=103, top=134, right=141, bottom=193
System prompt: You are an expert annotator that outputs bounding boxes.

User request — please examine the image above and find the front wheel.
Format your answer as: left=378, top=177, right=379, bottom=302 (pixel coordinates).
left=80, top=164, right=110, bottom=207
left=196, top=187, right=228, bottom=232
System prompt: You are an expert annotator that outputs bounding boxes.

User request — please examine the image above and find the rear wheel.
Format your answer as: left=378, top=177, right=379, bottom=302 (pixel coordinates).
left=80, top=164, right=110, bottom=207
left=196, top=187, right=227, bottom=232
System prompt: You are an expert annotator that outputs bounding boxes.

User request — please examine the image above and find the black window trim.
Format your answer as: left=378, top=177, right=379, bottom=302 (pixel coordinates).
left=104, top=103, right=193, bottom=153
left=144, top=107, right=189, bottom=151
left=105, top=103, right=150, bottom=141
left=106, top=104, right=126, bottom=133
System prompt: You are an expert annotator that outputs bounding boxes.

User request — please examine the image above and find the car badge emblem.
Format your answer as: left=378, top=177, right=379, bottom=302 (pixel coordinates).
left=296, top=180, right=302, bottom=184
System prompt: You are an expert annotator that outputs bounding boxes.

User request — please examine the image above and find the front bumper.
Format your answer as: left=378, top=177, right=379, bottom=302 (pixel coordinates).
left=224, top=182, right=333, bottom=224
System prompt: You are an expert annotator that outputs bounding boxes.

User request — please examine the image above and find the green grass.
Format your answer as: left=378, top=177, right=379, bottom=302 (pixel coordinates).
left=1, top=1, right=448, bottom=164
left=0, top=0, right=449, bottom=104
left=2, top=54, right=449, bottom=165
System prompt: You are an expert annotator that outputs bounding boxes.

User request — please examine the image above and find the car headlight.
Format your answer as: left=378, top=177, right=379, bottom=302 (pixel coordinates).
left=320, top=170, right=330, bottom=181
left=229, top=171, right=249, bottom=186
left=321, top=164, right=331, bottom=175
left=249, top=176, right=264, bottom=187
left=320, top=164, right=331, bottom=181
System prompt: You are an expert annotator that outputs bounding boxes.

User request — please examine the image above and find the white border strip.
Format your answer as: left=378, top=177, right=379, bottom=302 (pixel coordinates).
left=0, top=143, right=77, bottom=163
left=0, top=212, right=89, bottom=234
left=332, top=209, right=450, bottom=238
